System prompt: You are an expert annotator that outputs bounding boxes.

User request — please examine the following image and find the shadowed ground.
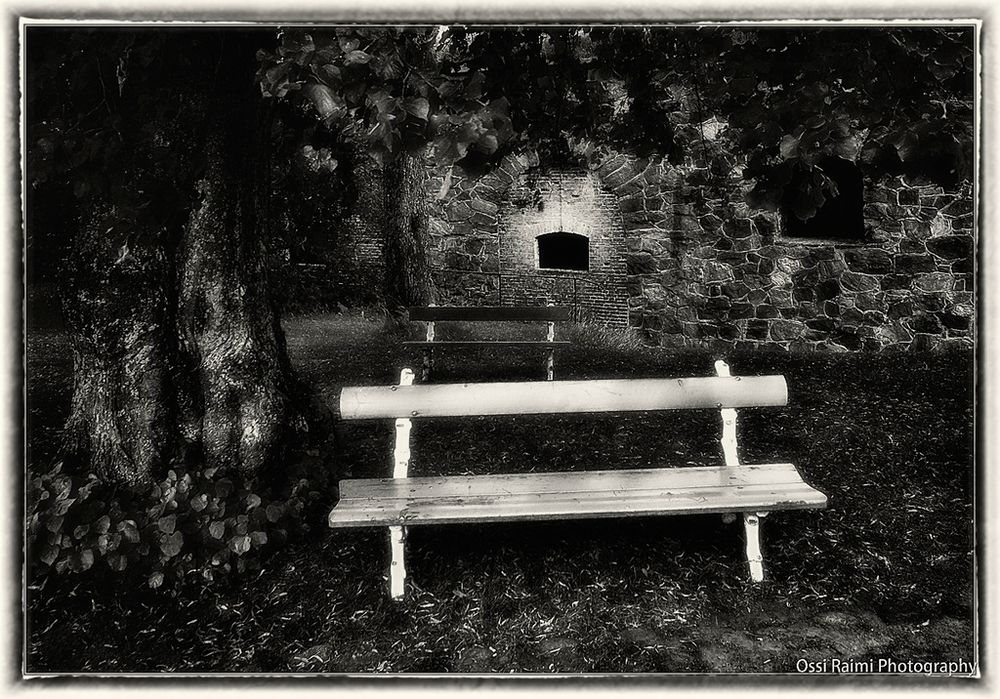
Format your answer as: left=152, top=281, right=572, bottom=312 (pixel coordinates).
left=26, top=313, right=976, bottom=673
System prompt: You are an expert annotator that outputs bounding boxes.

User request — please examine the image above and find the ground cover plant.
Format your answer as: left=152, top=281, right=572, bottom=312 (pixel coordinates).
left=26, top=313, right=975, bottom=673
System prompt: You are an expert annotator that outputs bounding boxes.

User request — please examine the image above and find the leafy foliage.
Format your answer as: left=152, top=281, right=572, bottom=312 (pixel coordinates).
left=257, top=28, right=515, bottom=167
left=260, top=25, right=974, bottom=220
left=588, top=26, right=975, bottom=217
left=27, top=461, right=321, bottom=590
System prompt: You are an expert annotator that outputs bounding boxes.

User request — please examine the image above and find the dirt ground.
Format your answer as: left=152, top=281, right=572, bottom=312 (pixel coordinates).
left=26, top=313, right=978, bottom=675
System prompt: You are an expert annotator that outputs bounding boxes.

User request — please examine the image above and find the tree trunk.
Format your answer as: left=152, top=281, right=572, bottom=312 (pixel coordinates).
left=61, top=201, right=176, bottom=486
left=176, top=112, right=293, bottom=480
left=382, top=153, right=435, bottom=310
left=60, top=99, right=294, bottom=488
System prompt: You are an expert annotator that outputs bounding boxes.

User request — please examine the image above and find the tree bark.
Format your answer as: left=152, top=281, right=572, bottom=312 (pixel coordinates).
left=176, top=112, right=292, bottom=480
left=382, top=153, right=435, bottom=309
left=60, top=95, right=294, bottom=488
left=61, top=201, right=176, bottom=486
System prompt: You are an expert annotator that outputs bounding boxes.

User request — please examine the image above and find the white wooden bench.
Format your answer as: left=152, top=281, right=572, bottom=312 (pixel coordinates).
left=404, top=305, right=572, bottom=381
left=328, top=360, right=827, bottom=600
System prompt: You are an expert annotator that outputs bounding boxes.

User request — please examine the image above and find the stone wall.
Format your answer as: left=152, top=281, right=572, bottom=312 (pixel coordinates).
left=423, top=143, right=974, bottom=351
left=620, top=165, right=974, bottom=352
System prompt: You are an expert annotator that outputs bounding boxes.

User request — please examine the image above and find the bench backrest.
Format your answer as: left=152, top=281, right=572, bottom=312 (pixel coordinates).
left=339, top=374, right=787, bottom=420
left=408, top=306, right=572, bottom=322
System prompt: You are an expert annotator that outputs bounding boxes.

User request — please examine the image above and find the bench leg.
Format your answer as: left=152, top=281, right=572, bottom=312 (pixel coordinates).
left=421, top=349, right=433, bottom=382
left=545, top=349, right=554, bottom=381
left=744, top=512, right=765, bottom=583
left=388, top=525, right=407, bottom=600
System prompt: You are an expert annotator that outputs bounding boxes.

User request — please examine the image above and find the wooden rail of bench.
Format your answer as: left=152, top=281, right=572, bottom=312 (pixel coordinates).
left=405, top=304, right=572, bottom=381
left=330, top=361, right=827, bottom=600
left=339, top=375, right=787, bottom=419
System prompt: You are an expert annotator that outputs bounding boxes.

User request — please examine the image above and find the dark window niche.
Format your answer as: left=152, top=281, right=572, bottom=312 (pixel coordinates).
left=537, top=231, right=589, bottom=271
left=782, top=157, right=865, bottom=242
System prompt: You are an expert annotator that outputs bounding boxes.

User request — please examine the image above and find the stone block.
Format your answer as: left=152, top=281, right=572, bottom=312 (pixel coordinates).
left=929, top=213, right=954, bottom=237
left=840, top=271, right=880, bottom=293
left=941, top=198, right=974, bottom=217
left=939, top=311, right=971, bottom=331
left=792, top=286, right=814, bottom=303
left=853, top=293, right=886, bottom=312
left=807, top=317, right=837, bottom=332
left=881, top=274, right=913, bottom=291
left=815, top=279, right=842, bottom=302
left=756, top=304, right=779, bottom=319
left=927, top=235, right=974, bottom=260
left=910, top=333, right=941, bottom=352
left=722, top=281, right=751, bottom=300
left=746, top=319, right=769, bottom=340
left=916, top=294, right=947, bottom=313
left=844, top=249, right=893, bottom=274
left=836, top=328, right=863, bottom=350
left=729, top=303, right=754, bottom=319
left=469, top=198, right=499, bottom=216
left=770, top=319, right=807, bottom=340
left=723, top=218, right=753, bottom=239
left=862, top=310, right=887, bottom=326
left=951, top=257, right=974, bottom=274
left=913, top=272, right=954, bottom=294
left=903, top=219, right=932, bottom=239
left=626, top=252, right=658, bottom=275
left=899, top=238, right=928, bottom=254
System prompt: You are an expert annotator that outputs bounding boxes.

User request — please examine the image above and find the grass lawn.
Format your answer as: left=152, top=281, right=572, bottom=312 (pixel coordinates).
left=26, top=313, right=976, bottom=673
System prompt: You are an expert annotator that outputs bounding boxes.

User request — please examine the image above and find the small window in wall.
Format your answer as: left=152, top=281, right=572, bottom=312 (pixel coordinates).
left=782, top=157, right=865, bottom=241
left=537, top=231, right=589, bottom=271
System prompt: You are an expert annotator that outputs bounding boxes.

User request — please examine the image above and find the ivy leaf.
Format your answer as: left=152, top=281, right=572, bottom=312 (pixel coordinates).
left=265, top=503, right=284, bottom=523
left=157, top=515, right=176, bottom=535
left=229, top=535, right=252, bottom=556
left=78, top=549, right=94, bottom=571
left=316, top=63, right=341, bottom=85
left=40, top=545, right=59, bottom=566
left=107, top=553, right=127, bottom=571
left=245, top=494, right=262, bottom=509
left=779, top=134, right=800, bottom=160
left=159, top=531, right=183, bottom=558
left=404, top=97, right=430, bottom=121
left=119, top=520, right=140, bottom=544
left=190, top=494, right=208, bottom=512
left=344, top=50, right=371, bottom=66
left=250, top=531, right=268, bottom=546
left=148, top=572, right=164, bottom=589
left=304, top=83, right=342, bottom=120
left=209, top=521, right=226, bottom=539
left=93, top=515, right=111, bottom=535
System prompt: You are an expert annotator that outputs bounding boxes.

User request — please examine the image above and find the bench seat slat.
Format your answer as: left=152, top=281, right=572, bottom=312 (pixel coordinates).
left=340, top=375, right=788, bottom=419
left=402, top=340, right=571, bottom=347
left=328, top=463, right=827, bottom=528
left=342, top=463, right=808, bottom=498
left=409, top=306, right=572, bottom=322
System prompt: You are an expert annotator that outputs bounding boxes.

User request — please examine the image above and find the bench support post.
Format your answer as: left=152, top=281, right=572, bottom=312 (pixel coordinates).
left=388, top=525, right=407, bottom=599
left=743, top=512, right=768, bottom=583
left=421, top=314, right=435, bottom=381
left=715, top=359, right=767, bottom=583
left=545, top=302, right=556, bottom=380
left=388, top=368, right=414, bottom=600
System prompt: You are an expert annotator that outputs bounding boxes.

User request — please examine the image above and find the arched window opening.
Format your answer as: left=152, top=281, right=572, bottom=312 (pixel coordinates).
left=782, top=157, right=865, bottom=241
left=537, top=231, right=589, bottom=271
